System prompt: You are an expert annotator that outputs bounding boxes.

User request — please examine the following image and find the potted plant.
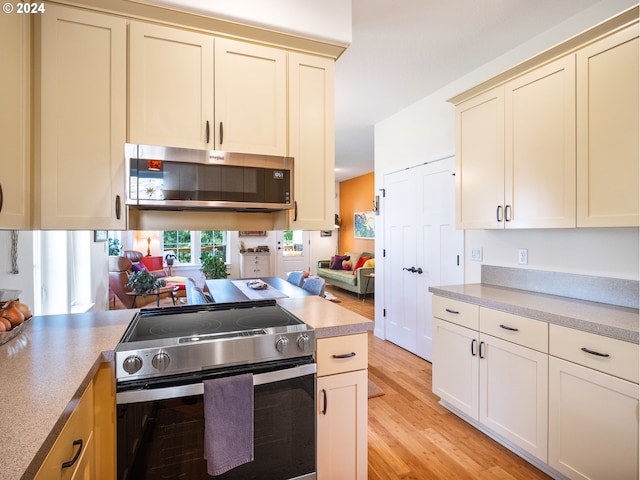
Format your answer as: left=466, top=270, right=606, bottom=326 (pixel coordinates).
left=126, top=270, right=166, bottom=296
left=108, top=238, right=122, bottom=256
left=200, top=251, right=229, bottom=279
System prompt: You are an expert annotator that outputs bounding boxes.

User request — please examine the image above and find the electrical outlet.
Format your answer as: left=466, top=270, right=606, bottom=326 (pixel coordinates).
left=471, top=247, right=482, bottom=262
left=518, top=249, right=528, bottom=265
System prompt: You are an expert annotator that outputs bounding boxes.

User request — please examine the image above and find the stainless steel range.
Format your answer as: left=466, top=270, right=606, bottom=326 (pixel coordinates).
left=115, top=299, right=316, bottom=480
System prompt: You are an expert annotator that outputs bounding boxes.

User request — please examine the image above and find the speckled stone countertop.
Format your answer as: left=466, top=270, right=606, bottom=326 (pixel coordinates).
left=1, top=298, right=371, bottom=480
left=0, top=309, right=133, bottom=480
left=278, top=295, right=374, bottom=338
left=429, top=284, right=639, bottom=344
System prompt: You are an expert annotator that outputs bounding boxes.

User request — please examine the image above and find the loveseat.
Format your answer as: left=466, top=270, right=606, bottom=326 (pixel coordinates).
left=316, top=251, right=375, bottom=297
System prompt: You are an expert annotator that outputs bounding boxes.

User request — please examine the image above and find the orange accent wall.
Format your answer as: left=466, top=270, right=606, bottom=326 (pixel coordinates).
left=339, top=172, right=375, bottom=254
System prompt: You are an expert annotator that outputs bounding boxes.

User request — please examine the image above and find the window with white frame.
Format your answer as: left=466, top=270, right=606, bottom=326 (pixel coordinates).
left=162, top=230, right=228, bottom=264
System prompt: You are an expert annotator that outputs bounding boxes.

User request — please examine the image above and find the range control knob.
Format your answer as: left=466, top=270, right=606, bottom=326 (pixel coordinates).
left=152, top=352, right=171, bottom=371
left=275, top=336, right=290, bottom=354
left=122, top=355, right=143, bottom=375
left=297, top=334, right=311, bottom=352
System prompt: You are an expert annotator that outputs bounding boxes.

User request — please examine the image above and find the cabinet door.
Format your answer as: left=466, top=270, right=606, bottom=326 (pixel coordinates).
left=577, top=25, right=639, bottom=227
left=38, top=5, right=126, bottom=229
left=288, top=52, right=335, bottom=230
left=456, top=87, right=505, bottom=229
left=0, top=13, right=30, bottom=229
left=479, top=334, right=548, bottom=462
left=432, top=318, right=479, bottom=419
left=215, top=38, right=286, bottom=156
left=317, top=369, right=368, bottom=480
left=505, top=55, right=576, bottom=228
left=129, top=22, right=214, bottom=150
left=549, top=356, right=639, bottom=480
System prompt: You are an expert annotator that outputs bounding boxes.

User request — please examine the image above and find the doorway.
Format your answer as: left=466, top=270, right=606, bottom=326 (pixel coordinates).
left=383, top=156, right=463, bottom=361
left=275, top=230, right=311, bottom=278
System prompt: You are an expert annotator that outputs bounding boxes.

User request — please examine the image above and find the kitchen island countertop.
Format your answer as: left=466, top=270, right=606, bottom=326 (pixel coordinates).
left=429, top=283, right=639, bottom=344
left=1, top=296, right=372, bottom=480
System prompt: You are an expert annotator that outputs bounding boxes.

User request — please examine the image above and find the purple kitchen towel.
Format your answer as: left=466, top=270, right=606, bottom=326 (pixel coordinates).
left=203, top=373, right=254, bottom=476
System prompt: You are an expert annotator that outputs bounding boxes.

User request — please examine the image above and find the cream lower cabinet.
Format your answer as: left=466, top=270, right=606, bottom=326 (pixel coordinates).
left=36, top=4, right=126, bottom=230
left=576, top=24, right=639, bottom=227
left=34, top=361, right=115, bottom=480
left=316, top=333, right=368, bottom=480
left=549, top=324, right=639, bottom=480
left=128, top=22, right=214, bottom=150
left=432, top=297, right=549, bottom=462
left=239, top=252, right=271, bottom=278
left=0, top=13, right=30, bottom=229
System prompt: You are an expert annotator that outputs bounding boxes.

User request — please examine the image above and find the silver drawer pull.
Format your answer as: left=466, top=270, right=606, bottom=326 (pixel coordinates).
left=581, top=347, right=610, bottom=358
left=499, top=324, right=519, bottom=332
left=445, top=308, right=459, bottom=314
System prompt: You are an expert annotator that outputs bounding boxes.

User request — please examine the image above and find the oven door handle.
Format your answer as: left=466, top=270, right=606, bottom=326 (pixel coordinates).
left=117, top=363, right=317, bottom=404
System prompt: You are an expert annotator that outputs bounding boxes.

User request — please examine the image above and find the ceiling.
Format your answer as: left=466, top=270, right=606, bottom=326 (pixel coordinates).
left=333, top=0, right=605, bottom=181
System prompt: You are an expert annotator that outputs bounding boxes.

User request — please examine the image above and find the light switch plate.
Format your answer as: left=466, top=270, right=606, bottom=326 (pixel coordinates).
left=471, top=247, right=482, bottom=262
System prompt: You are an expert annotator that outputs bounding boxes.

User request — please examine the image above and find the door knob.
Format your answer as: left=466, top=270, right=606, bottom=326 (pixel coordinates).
left=416, top=267, right=423, bottom=274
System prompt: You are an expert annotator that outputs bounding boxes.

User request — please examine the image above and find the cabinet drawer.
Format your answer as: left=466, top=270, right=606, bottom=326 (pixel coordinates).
left=480, top=308, right=548, bottom=353
left=432, top=296, right=479, bottom=330
left=550, top=324, right=639, bottom=383
left=35, top=383, right=94, bottom=479
left=317, top=333, right=368, bottom=377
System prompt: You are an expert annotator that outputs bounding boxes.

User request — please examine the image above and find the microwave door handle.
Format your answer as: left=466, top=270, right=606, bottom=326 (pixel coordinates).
left=116, top=363, right=316, bottom=404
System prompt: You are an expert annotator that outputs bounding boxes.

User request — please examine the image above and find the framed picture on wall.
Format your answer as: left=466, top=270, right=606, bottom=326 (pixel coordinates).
left=354, top=212, right=375, bottom=239
left=320, top=230, right=332, bottom=237
left=94, top=230, right=108, bottom=242
left=239, top=231, right=266, bottom=237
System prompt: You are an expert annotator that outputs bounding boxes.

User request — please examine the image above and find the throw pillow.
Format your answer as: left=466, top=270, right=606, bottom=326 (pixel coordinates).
left=331, top=255, right=350, bottom=270
left=352, top=256, right=370, bottom=275
left=363, top=258, right=375, bottom=268
left=131, top=262, right=148, bottom=273
left=342, top=260, right=352, bottom=270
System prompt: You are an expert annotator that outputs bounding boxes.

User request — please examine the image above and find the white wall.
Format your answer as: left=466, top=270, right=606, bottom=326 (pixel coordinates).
left=374, top=0, right=639, bottom=331
left=0, top=231, right=35, bottom=309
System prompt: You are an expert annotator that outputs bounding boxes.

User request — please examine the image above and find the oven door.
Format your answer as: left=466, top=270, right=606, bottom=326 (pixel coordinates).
left=117, top=361, right=316, bottom=480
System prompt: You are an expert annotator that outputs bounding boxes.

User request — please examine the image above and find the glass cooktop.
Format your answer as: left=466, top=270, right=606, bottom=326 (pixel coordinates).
left=123, top=300, right=305, bottom=343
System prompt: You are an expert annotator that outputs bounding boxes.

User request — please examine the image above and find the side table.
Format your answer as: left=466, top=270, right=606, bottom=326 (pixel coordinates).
left=126, top=286, right=178, bottom=308
left=362, top=273, right=375, bottom=301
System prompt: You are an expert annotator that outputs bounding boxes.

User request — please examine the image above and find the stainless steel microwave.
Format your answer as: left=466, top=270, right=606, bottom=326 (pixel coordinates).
left=125, top=144, right=294, bottom=211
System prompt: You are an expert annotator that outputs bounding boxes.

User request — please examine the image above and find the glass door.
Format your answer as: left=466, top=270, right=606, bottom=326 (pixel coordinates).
left=275, top=230, right=310, bottom=278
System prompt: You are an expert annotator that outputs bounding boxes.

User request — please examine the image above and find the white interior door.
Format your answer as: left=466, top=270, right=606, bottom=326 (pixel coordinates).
left=384, top=157, right=463, bottom=360
left=275, top=230, right=311, bottom=278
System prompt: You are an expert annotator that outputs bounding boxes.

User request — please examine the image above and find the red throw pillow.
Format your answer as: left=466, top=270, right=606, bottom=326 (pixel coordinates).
left=352, top=256, right=370, bottom=275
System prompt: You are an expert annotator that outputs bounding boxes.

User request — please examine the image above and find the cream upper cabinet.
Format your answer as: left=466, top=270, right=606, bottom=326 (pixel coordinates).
left=505, top=56, right=576, bottom=228
left=37, top=4, right=127, bottom=230
left=288, top=52, right=335, bottom=230
left=456, top=56, right=575, bottom=229
left=576, top=25, right=639, bottom=227
left=214, top=38, right=286, bottom=156
left=0, top=14, right=30, bottom=229
left=456, top=87, right=505, bottom=229
left=129, top=22, right=214, bottom=150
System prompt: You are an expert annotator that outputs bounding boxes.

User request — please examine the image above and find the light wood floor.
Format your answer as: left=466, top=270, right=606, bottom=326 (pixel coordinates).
left=325, top=285, right=551, bottom=480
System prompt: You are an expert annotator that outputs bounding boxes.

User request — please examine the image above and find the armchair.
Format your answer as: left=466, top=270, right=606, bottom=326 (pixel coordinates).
left=108, top=256, right=171, bottom=308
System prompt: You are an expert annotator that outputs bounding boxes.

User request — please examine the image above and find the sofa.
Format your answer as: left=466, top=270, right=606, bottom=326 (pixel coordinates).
left=316, top=251, right=375, bottom=297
